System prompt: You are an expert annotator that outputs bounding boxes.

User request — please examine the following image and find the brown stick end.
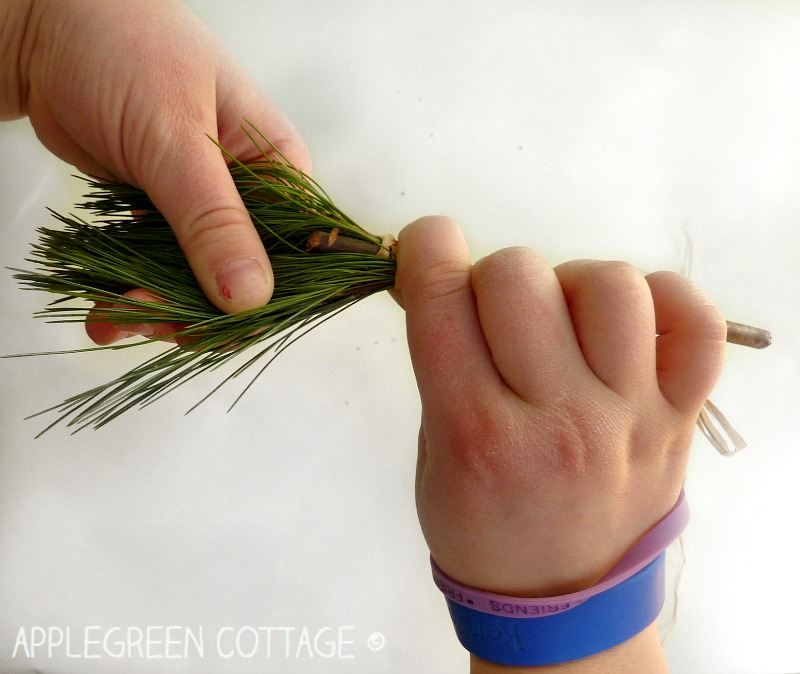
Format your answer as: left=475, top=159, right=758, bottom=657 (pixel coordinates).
left=306, top=231, right=322, bottom=251
left=726, top=321, right=772, bottom=349
left=305, top=230, right=383, bottom=255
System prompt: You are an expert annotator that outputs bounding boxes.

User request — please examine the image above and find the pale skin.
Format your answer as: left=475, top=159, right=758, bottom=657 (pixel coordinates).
left=2, top=2, right=727, bottom=670
left=394, top=217, right=726, bottom=672
left=1, top=0, right=310, bottom=343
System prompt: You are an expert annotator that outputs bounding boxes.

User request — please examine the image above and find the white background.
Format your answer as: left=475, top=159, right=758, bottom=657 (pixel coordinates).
left=1, top=1, right=799, bottom=672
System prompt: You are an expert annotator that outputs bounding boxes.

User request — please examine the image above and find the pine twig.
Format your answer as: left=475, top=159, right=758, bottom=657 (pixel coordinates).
left=4, top=121, right=770, bottom=436
left=7, top=122, right=396, bottom=434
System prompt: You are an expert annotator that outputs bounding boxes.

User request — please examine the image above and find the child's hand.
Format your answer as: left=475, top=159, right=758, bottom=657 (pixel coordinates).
left=395, top=216, right=726, bottom=599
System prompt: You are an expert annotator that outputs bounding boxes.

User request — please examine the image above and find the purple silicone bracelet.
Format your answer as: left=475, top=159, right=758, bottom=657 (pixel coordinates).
left=431, top=489, right=689, bottom=618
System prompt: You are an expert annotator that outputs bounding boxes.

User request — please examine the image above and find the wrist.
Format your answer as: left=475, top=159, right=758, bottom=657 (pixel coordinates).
left=432, top=491, right=687, bottom=668
left=0, top=0, right=35, bottom=120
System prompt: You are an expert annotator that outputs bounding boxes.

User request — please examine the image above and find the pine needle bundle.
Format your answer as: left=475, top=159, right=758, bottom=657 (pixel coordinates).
left=9, top=126, right=396, bottom=434
left=7, top=124, right=770, bottom=446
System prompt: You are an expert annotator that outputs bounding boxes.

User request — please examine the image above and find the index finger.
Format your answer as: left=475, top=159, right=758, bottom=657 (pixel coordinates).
left=396, top=217, right=504, bottom=419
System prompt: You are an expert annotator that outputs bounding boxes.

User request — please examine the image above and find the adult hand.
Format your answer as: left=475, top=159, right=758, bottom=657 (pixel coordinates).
left=394, top=216, right=726, bottom=670
left=3, top=0, right=309, bottom=344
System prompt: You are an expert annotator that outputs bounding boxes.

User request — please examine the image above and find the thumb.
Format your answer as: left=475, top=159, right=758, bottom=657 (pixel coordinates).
left=142, top=131, right=273, bottom=314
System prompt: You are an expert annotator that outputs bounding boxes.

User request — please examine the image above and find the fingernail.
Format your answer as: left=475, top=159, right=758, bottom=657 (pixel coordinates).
left=215, top=257, right=268, bottom=303
left=122, top=324, right=157, bottom=339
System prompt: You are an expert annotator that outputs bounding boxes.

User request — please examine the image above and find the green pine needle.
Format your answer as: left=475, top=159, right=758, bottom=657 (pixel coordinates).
left=7, top=124, right=397, bottom=435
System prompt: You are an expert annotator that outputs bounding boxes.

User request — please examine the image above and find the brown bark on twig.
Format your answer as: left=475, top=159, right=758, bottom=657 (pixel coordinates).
left=306, top=230, right=770, bottom=350
left=306, top=230, right=382, bottom=255
left=726, top=321, right=772, bottom=349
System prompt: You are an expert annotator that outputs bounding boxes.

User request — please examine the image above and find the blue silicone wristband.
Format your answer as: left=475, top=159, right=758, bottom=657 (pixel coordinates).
left=444, top=552, right=666, bottom=666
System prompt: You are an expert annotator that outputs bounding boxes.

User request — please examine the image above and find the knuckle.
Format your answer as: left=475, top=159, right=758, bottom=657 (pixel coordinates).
left=587, top=260, right=645, bottom=292
left=179, top=204, right=250, bottom=250
left=576, top=261, right=650, bottom=313
left=535, top=390, right=630, bottom=481
left=473, top=247, right=553, bottom=297
left=415, top=258, right=472, bottom=304
left=477, top=246, right=548, bottom=277
left=442, top=401, right=519, bottom=477
left=438, top=392, right=630, bottom=493
left=540, top=401, right=600, bottom=479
